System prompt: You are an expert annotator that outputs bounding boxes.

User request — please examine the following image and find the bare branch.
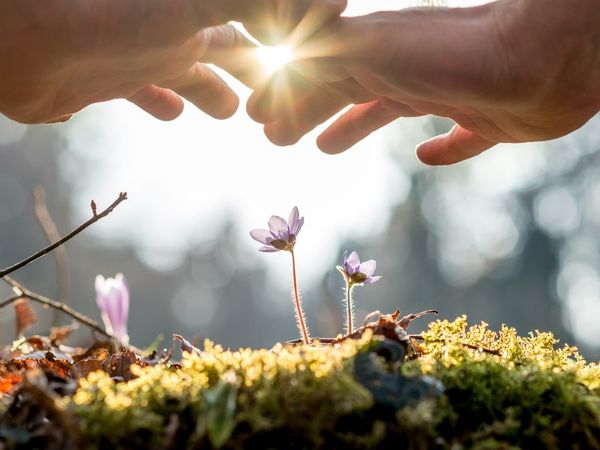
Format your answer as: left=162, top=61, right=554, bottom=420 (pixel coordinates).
left=0, top=192, right=127, bottom=279
left=33, top=187, right=70, bottom=324
left=1, top=276, right=111, bottom=339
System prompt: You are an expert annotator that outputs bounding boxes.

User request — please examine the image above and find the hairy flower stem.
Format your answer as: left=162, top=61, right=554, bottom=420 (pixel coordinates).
left=290, top=250, right=310, bottom=344
left=345, top=283, right=355, bottom=335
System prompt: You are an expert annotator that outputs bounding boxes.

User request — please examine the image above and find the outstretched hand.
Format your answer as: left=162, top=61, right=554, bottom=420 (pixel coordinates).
left=246, top=0, right=600, bottom=165
left=0, top=0, right=346, bottom=124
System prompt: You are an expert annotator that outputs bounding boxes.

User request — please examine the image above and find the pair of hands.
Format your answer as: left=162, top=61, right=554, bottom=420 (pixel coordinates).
left=2, top=0, right=599, bottom=165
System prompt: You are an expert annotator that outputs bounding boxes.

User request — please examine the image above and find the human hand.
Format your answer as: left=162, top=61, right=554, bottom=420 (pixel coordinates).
left=0, top=0, right=346, bottom=124
left=247, top=0, right=600, bottom=165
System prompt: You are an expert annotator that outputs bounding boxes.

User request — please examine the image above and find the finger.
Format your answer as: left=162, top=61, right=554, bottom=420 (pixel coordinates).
left=317, top=99, right=423, bottom=154
left=264, top=95, right=348, bottom=146
left=247, top=66, right=317, bottom=123
left=199, top=25, right=264, bottom=88
left=263, top=78, right=374, bottom=146
left=161, top=62, right=239, bottom=119
left=127, top=85, right=185, bottom=121
left=416, top=124, right=497, bottom=165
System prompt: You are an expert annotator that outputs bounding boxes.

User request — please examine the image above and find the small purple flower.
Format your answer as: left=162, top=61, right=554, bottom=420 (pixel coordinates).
left=250, top=206, right=304, bottom=252
left=337, top=251, right=382, bottom=286
left=95, top=274, right=129, bottom=345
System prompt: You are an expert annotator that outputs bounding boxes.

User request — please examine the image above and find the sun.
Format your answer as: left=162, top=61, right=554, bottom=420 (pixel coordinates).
left=255, top=45, right=294, bottom=74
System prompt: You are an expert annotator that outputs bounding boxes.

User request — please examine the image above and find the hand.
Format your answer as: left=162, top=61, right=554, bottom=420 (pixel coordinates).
left=0, top=0, right=346, bottom=124
left=247, top=0, right=600, bottom=165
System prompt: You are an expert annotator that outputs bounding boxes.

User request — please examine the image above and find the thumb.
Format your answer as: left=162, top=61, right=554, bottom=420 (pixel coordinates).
left=416, top=124, right=497, bottom=165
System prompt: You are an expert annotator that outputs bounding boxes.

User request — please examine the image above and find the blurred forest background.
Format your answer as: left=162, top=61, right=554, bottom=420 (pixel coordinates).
left=1, top=0, right=599, bottom=360
left=1, top=110, right=599, bottom=360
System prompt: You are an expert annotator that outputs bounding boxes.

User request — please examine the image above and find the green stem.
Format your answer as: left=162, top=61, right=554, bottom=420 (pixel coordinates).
left=290, top=250, right=310, bottom=344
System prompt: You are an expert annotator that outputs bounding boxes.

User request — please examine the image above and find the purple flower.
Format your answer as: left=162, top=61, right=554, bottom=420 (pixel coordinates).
left=250, top=206, right=304, bottom=252
left=95, top=274, right=129, bottom=345
left=337, top=251, right=382, bottom=286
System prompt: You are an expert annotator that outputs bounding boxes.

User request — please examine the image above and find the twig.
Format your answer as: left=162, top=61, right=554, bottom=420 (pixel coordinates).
left=33, top=187, right=70, bottom=324
left=0, top=275, right=111, bottom=339
left=0, top=192, right=127, bottom=279
left=459, top=341, right=501, bottom=356
left=411, top=335, right=501, bottom=356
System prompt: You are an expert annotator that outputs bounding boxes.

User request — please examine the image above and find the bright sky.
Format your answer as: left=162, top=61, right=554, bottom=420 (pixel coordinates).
left=64, top=0, right=488, bottom=287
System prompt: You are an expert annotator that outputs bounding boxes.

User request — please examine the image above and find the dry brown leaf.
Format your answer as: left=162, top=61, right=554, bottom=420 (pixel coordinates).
left=102, top=350, right=147, bottom=381
left=14, top=298, right=38, bottom=338
left=49, top=323, right=80, bottom=346
left=0, top=371, right=22, bottom=394
left=68, top=359, right=104, bottom=380
left=9, top=353, right=71, bottom=379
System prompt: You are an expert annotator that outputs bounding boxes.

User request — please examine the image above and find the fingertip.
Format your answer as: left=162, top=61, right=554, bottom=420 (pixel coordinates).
left=264, top=123, right=301, bottom=147
left=128, top=86, right=184, bottom=121
left=208, top=93, right=239, bottom=119
left=415, top=125, right=497, bottom=165
left=155, top=99, right=184, bottom=121
left=158, top=100, right=185, bottom=121
left=415, top=138, right=444, bottom=165
left=316, top=132, right=349, bottom=155
left=246, top=92, right=269, bottom=123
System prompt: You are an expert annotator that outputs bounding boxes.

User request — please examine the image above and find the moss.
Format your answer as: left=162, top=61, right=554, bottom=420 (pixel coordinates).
left=71, top=333, right=374, bottom=448
left=402, top=316, right=600, bottom=449
left=68, top=317, right=600, bottom=449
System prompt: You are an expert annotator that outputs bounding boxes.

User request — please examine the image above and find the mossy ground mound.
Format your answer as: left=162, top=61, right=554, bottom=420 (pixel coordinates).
left=2, top=316, right=600, bottom=449
left=69, top=316, right=600, bottom=449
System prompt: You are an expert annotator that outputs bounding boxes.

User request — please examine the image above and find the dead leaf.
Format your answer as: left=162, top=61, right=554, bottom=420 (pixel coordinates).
left=9, top=352, right=71, bottom=379
left=14, top=298, right=38, bottom=338
left=0, top=372, right=22, bottom=395
left=396, top=309, right=438, bottom=330
left=102, top=350, right=146, bottom=381
left=68, top=359, right=104, bottom=380
left=25, top=336, right=46, bottom=350
left=49, top=323, right=80, bottom=346
left=173, top=334, right=202, bottom=355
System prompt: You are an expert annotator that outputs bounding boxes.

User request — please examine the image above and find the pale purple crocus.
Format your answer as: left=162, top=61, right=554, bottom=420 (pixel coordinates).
left=337, top=251, right=382, bottom=335
left=250, top=206, right=304, bottom=252
left=249, top=207, right=310, bottom=344
left=337, top=251, right=382, bottom=286
left=95, top=274, right=129, bottom=345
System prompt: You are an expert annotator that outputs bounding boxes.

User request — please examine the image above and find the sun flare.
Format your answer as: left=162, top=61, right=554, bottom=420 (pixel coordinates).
left=256, top=45, right=294, bottom=74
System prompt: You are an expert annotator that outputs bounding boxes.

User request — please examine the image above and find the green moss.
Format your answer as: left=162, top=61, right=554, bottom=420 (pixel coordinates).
left=402, top=316, right=600, bottom=449
left=68, top=317, right=600, bottom=449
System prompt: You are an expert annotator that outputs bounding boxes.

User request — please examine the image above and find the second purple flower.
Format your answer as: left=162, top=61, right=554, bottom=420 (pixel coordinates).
left=337, top=251, right=381, bottom=335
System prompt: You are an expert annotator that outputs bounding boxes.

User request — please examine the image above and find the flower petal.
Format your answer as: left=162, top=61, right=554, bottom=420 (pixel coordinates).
left=293, top=216, right=304, bottom=236
left=259, top=245, right=280, bottom=252
left=114, top=275, right=129, bottom=341
left=95, top=275, right=107, bottom=301
left=288, top=207, right=299, bottom=234
left=268, top=215, right=288, bottom=237
left=341, top=250, right=348, bottom=265
left=359, top=260, right=377, bottom=278
left=250, top=228, right=273, bottom=245
left=346, top=251, right=361, bottom=271
left=364, top=276, right=382, bottom=285
left=343, top=260, right=354, bottom=275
